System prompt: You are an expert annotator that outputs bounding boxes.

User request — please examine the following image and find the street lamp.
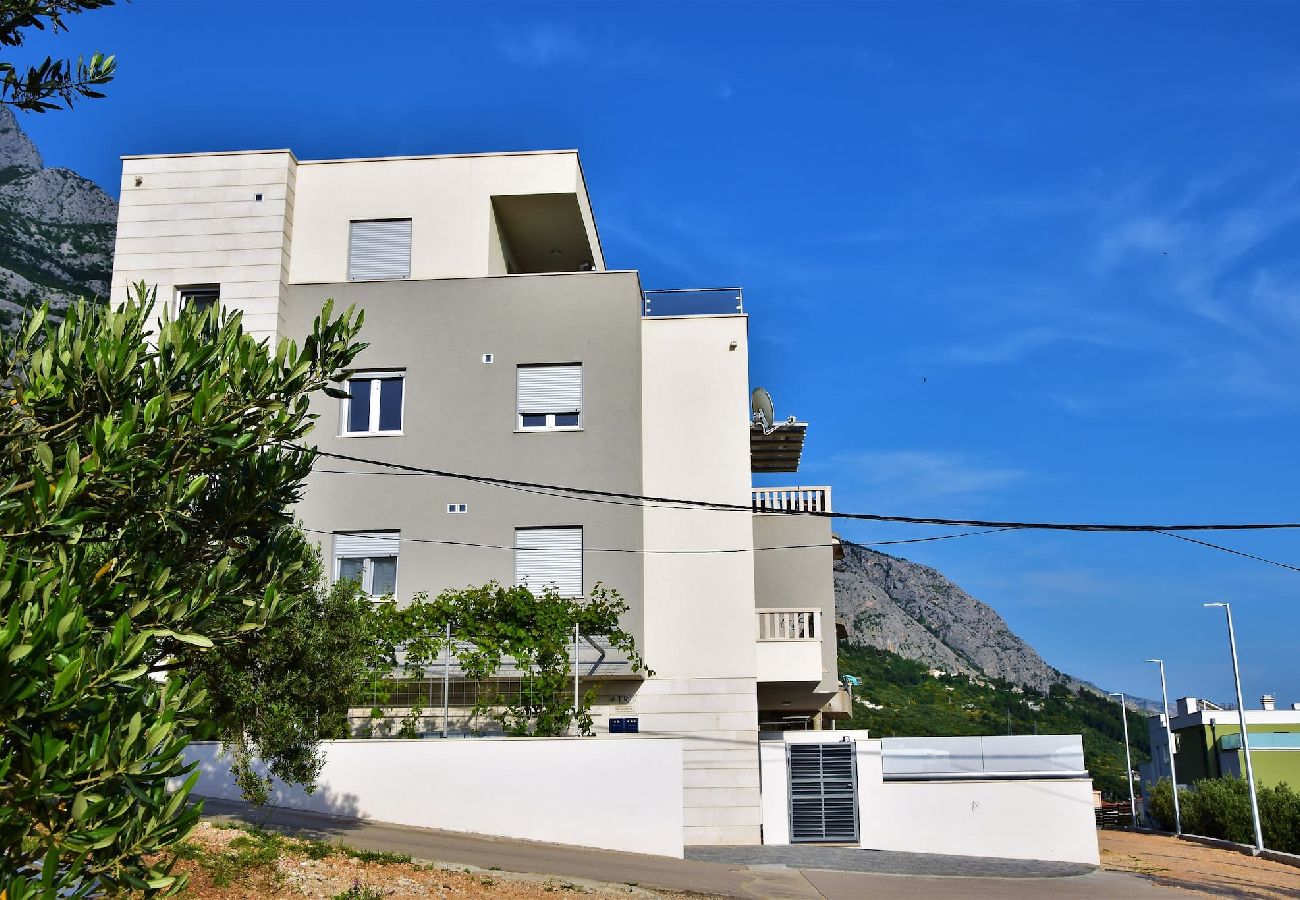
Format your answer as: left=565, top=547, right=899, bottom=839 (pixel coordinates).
left=1204, top=602, right=1264, bottom=851
left=1146, top=658, right=1181, bottom=835
left=1109, top=691, right=1138, bottom=829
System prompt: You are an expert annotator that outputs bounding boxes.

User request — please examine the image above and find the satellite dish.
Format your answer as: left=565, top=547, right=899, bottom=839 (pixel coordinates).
left=751, top=387, right=775, bottom=434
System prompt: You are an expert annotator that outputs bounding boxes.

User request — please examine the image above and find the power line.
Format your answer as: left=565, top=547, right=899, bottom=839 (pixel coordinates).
left=302, top=526, right=1009, bottom=556
left=298, top=445, right=1300, bottom=534
left=1157, top=531, right=1300, bottom=575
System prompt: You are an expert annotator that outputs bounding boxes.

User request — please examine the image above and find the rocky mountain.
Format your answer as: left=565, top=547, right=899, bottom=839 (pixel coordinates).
left=835, top=540, right=1096, bottom=695
left=0, top=105, right=117, bottom=329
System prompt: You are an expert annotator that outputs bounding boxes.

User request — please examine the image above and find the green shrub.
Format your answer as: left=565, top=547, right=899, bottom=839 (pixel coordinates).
left=1147, top=777, right=1300, bottom=854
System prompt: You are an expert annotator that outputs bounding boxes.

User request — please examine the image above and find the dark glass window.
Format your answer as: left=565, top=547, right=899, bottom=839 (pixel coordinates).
left=554, top=412, right=580, bottom=427
left=521, top=413, right=547, bottom=428
left=347, top=379, right=372, bottom=433
left=378, top=378, right=404, bottom=432
left=338, top=557, right=364, bottom=584
left=371, top=557, right=398, bottom=595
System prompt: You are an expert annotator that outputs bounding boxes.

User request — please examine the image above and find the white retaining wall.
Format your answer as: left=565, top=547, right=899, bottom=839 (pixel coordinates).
left=184, top=737, right=684, bottom=858
left=759, top=731, right=1100, bottom=865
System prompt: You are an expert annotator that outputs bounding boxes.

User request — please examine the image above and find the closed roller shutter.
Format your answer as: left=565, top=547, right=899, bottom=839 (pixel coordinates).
left=348, top=219, right=412, bottom=281
left=517, top=365, right=583, bottom=414
left=334, top=532, right=400, bottom=557
left=515, top=527, right=582, bottom=597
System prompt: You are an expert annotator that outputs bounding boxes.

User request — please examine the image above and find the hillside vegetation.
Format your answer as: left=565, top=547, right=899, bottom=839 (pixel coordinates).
left=838, top=642, right=1150, bottom=799
left=0, top=106, right=116, bottom=329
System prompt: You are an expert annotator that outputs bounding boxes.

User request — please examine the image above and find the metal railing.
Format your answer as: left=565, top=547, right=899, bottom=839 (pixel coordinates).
left=757, top=608, right=821, bottom=641
left=751, top=486, right=832, bottom=513
left=642, top=287, right=744, bottom=317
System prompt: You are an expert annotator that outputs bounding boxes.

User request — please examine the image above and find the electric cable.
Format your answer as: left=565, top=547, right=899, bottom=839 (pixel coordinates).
left=1157, top=531, right=1300, bottom=574
left=296, top=445, right=1300, bottom=534
left=301, top=526, right=1009, bottom=555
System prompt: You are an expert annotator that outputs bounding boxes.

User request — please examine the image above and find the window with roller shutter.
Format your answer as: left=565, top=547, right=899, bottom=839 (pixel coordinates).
left=348, top=219, right=412, bottom=281
left=514, top=527, right=582, bottom=597
left=517, top=364, right=582, bottom=430
left=333, top=531, right=400, bottom=598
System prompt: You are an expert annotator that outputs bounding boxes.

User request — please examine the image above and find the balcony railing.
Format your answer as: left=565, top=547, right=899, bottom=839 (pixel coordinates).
left=757, top=608, right=821, bottom=642
left=642, top=287, right=744, bottom=317
left=751, top=486, right=832, bottom=513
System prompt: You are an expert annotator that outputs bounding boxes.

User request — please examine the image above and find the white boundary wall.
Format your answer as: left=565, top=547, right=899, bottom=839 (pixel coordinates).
left=759, top=731, right=1100, bottom=865
left=184, top=737, right=684, bottom=858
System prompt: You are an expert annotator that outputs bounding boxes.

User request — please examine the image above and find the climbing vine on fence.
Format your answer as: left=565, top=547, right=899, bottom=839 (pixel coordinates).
left=367, top=582, right=651, bottom=737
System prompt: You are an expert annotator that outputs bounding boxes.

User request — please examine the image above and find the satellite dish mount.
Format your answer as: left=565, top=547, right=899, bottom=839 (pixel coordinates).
left=751, top=387, right=776, bottom=435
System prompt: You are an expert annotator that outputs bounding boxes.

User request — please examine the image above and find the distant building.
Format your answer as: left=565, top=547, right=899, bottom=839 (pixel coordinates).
left=1141, top=695, right=1300, bottom=789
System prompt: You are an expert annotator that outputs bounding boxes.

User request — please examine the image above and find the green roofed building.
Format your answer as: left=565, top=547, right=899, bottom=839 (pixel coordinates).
left=1141, top=695, right=1300, bottom=790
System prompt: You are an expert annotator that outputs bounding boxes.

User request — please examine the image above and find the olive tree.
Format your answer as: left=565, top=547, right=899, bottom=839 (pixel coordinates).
left=0, top=286, right=364, bottom=895
left=1, top=1, right=117, bottom=112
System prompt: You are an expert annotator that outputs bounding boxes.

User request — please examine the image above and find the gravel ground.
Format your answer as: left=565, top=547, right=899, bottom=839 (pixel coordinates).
left=1099, top=830, right=1300, bottom=899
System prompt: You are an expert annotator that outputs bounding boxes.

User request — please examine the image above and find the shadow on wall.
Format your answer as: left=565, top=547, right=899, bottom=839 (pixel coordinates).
left=182, top=743, right=362, bottom=821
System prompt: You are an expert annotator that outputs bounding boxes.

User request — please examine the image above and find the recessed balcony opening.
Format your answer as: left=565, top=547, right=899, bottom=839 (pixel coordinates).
left=491, top=193, right=596, bottom=274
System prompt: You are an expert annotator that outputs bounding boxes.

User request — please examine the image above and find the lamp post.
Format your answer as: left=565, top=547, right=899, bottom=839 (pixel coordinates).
left=1146, top=658, right=1181, bottom=835
left=1203, top=602, right=1264, bottom=852
left=1109, top=691, right=1138, bottom=829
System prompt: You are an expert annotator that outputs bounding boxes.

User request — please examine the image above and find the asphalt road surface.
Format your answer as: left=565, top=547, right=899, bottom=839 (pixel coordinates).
left=199, top=797, right=1187, bottom=899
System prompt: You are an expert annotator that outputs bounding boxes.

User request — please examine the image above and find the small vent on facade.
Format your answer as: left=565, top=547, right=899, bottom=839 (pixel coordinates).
left=483, top=353, right=494, bottom=364
left=447, top=503, right=468, bottom=514
left=254, top=193, right=263, bottom=202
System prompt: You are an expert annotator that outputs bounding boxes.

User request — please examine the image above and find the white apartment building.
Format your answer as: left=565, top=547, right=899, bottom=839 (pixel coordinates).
left=109, top=147, right=845, bottom=847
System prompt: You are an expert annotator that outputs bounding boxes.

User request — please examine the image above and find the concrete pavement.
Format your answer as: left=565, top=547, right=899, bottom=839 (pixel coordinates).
left=199, top=796, right=1187, bottom=898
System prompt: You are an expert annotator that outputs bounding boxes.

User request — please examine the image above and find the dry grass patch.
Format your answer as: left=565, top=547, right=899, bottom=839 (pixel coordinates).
left=162, top=822, right=677, bottom=899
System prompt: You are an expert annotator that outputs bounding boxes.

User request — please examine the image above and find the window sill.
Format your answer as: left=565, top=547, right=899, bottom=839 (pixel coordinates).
left=340, top=431, right=405, bottom=438
left=514, top=428, right=584, bottom=434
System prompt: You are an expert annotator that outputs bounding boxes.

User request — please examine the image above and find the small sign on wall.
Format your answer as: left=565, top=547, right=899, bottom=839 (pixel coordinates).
left=608, top=717, right=639, bottom=734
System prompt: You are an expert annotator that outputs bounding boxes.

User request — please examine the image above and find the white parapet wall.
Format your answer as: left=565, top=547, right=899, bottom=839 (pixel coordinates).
left=183, top=737, right=684, bottom=858
left=759, top=731, right=1100, bottom=866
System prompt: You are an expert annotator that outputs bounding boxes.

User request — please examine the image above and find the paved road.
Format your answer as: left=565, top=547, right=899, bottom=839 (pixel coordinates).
left=200, top=797, right=1186, bottom=899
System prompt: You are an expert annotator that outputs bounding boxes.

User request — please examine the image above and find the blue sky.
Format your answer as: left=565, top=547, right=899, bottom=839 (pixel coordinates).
left=17, top=1, right=1300, bottom=704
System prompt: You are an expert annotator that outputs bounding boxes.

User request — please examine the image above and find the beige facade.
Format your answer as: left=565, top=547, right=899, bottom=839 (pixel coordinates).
left=109, top=147, right=840, bottom=846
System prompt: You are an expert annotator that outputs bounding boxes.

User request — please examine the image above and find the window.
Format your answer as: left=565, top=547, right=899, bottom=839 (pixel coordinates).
left=447, top=503, right=468, bottom=514
left=334, top=532, right=399, bottom=598
left=348, top=219, right=412, bottom=281
left=177, top=284, right=219, bottom=316
left=177, top=285, right=220, bottom=337
left=515, top=526, right=582, bottom=597
left=342, top=371, right=404, bottom=436
left=517, top=364, right=582, bottom=431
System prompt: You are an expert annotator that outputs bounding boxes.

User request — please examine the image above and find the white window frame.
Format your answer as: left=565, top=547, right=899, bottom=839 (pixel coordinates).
left=516, top=363, right=583, bottom=433
left=333, top=532, right=400, bottom=599
left=341, top=370, right=406, bottom=437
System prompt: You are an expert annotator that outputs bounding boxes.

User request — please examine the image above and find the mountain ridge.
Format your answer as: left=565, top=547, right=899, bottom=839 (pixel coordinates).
left=0, top=105, right=117, bottom=329
left=834, top=539, right=1158, bottom=708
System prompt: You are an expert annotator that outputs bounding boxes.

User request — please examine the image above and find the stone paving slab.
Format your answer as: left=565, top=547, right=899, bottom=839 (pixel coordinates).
left=687, top=844, right=1096, bottom=878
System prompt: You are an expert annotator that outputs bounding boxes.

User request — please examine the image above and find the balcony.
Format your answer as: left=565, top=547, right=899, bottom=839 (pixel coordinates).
left=642, top=287, right=744, bottom=317
left=751, top=486, right=832, bottom=513
left=756, top=608, right=824, bottom=684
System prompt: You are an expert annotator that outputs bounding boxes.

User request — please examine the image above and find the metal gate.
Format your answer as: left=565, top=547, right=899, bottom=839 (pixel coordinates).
left=788, top=741, right=859, bottom=843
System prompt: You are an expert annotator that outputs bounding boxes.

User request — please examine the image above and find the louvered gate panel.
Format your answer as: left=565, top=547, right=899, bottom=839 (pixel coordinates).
left=788, top=741, right=859, bottom=843
left=348, top=219, right=412, bottom=281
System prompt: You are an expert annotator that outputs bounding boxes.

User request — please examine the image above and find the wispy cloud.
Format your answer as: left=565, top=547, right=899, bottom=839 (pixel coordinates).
left=496, top=23, right=589, bottom=68
left=831, top=450, right=1028, bottom=513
